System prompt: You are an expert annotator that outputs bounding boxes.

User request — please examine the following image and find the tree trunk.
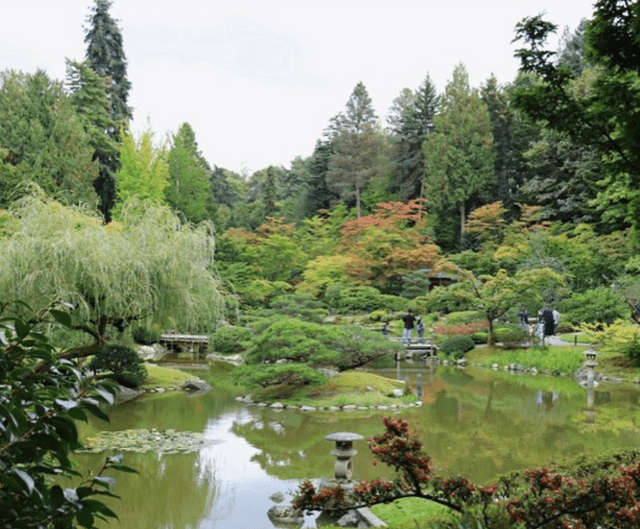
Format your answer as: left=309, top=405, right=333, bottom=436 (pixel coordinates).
left=459, top=201, right=466, bottom=248
left=487, top=317, right=496, bottom=346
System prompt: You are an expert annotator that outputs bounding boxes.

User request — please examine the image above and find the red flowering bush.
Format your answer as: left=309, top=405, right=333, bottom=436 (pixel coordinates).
left=433, top=320, right=488, bottom=336
left=293, top=418, right=640, bottom=528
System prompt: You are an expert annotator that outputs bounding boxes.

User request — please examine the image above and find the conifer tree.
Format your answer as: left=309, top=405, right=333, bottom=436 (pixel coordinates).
left=84, top=0, right=132, bottom=221
left=388, top=74, right=439, bottom=200
left=423, top=63, right=495, bottom=250
left=326, top=82, right=383, bottom=218
left=165, top=123, right=212, bottom=224
left=84, top=0, right=132, bottom=125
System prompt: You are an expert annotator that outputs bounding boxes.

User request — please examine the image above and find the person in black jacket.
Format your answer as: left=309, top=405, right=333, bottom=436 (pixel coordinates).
left=541, top=306, right=555, bottom=339
left=401, top=308, right=416, bottom=345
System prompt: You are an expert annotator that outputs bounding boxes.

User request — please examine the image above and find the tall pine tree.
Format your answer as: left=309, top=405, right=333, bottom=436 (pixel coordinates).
left=326, top=82, right=383, bottom=218
left=423, top=63, right=495, bottom=250
left=84, top=0, right=132, bottom=221
left=387, top=74, right=439, bottom=200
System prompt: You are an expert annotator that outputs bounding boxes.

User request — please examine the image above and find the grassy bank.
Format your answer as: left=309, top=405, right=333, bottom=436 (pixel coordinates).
left=467, top=344, right=640, bottom=382
left=250, top=370, right=416, bottom=408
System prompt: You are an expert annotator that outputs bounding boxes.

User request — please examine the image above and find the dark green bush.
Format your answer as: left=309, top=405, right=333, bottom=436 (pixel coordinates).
left=243, top=315, right=403, bottom=370
left=471, top=331, right=489, bottom=344
left=439, top=335, right=475, bottom=359
left=621, top=339, right=640, bottom=367
left=231, top=363, right=329, bottom=389
left=326, top=285, right=384, bottom=313
left=264, top=293, right=329, bottom=322
left=132, top=326, right=161, bottom=345
left=210, top=325, right=254, bottom=354
left=495, top=326, right=530, bottom=349
left=90, top=344, right=148, bottom=389
left=560, top=287, right=627, bottom=325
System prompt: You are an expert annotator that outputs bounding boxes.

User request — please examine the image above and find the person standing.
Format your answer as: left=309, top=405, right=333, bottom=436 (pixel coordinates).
left=416, top=316, right=425, bottom=344
left=541, top=306, right=555, bottom=339
left=518, top=308, right=529, bottom=330
left=401, top=308, right=416, bottom=346
left=552, top=308, right=560, bottom=336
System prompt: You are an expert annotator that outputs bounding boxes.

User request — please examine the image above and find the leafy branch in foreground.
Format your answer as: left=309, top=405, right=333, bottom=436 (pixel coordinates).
left=293, top=416, right=640, bottom=528
left=0, top=300, right=135, bottom=529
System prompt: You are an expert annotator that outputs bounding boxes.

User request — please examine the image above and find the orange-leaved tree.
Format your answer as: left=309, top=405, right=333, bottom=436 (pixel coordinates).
left=337, top=199, right=441, bottom=294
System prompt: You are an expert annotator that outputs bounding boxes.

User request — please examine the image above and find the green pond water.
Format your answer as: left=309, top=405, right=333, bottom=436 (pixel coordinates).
left=74, top=365, right=640, bottom=528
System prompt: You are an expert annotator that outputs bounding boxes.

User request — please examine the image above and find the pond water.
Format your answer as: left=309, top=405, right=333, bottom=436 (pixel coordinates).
left=75, top=365, right=640, bottom=528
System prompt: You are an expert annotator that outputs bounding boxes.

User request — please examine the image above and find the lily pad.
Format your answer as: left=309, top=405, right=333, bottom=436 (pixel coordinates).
left=77, top=428, right=220, bottom=454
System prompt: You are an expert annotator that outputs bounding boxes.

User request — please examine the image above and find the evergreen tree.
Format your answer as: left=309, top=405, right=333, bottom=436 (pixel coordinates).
left=558, top=19, right=589, bottom=75
left=512, top=4, right=640, bottom=236
left=84, top=0, right=132, bottom=221
left=326, top=82, right=383, bottom=218
left=388, top=74, right=439, bottom=200
left=84, top=0, right=132, bottom=124
left=481, top=75, right=521, bottom=216
left=0, top=69, right=98, bottom=207
left=165, top=123, right=212, bottom=224
left=423, top=63, right=496, bottom=250
left=305, top=139, right=338, bottom=216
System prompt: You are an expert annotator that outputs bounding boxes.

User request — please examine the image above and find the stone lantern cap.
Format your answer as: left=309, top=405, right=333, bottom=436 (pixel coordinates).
left=583, top=348, right=598, bottom=363
left=325, top=432, right=364, bottom=443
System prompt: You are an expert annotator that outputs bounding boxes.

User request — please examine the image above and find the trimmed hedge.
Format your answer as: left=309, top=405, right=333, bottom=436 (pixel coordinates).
left=439, top=335, right=475, bottom=359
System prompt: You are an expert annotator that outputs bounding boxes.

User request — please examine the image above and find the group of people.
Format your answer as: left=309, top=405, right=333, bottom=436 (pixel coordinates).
left=400, top=308, right=425, bottom=345
left=519, top=306, right=560, bottom=339
left=381, top=308, right=425, bottom=345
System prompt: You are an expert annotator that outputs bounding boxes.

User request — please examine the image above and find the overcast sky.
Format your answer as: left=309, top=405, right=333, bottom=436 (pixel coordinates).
left=2, top=0, right=594, bottom=175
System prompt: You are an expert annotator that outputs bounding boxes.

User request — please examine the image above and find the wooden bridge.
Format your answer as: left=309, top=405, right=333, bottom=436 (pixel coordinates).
left=404, top=341, right=438, bottom=360
left=160, top=333, right=209, bottom=357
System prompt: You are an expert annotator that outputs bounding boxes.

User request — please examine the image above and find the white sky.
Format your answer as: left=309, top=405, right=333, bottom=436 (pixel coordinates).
left=1, top=0, right=594, bottom=176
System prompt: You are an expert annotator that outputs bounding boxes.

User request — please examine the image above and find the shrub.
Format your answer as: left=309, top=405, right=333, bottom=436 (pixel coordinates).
left=446, top=311, right=485, bottom=325
left=380, top=294, right=414, bottom=312
left=471, top=331, right=489, bottom=344
left=0, top=301, right=127, bottom=529
left=495, top=326, right=529, bottom=349
left=560, top=287, right=627, bottom=325
left=582, top=320, right=640, bottom=366
left=265, top=293, right=329, bottom=323
left=210, top=325, right=254, bottom=354
left=90, top=344, right=148, bottom=389
left=327, top=285, right=385, bottom=313
left=231, top=364, right=328, bottom=389
left=369, top=310, right=387, bottom=322
left=434, top=320, right=487, bottom=336
left=132, top=326, right=161, bottom=345
left=243, top=316, right=403, bottom=370
left=439, top=335, right=475, bottom=359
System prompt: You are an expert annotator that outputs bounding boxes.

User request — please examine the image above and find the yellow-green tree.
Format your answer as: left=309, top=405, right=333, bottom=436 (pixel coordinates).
left=112, top=126, right=169, bottom=218
left=430, top=265, right=564, bottom=345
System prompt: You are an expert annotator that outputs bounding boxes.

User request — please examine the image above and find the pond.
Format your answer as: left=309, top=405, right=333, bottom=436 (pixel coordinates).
left=75, top=365, right=640, bottom=528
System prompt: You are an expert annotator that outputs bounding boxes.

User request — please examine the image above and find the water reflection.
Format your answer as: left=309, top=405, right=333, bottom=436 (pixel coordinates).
left=77, top=365, right=640, bottom=528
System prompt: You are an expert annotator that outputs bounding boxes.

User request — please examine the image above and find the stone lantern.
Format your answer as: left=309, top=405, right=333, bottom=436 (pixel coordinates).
left=325, top=432, right=363, bottom=482
left=583, top=347, right=599, bottom=388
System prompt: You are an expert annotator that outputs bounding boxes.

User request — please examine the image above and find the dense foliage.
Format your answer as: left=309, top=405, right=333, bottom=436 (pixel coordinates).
left=294, top=417, right=640, bottom=528
left=0, top=196, right=226, bottom=346
left=0, top=301, right=134, bottom=529
left=89, top=344, right=148, bottom=388
left=243, top=316, right=403, bottom=371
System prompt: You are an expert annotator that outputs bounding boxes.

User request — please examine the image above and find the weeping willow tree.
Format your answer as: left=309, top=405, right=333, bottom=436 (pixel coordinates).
left=0, top=194, right=226, bottom=349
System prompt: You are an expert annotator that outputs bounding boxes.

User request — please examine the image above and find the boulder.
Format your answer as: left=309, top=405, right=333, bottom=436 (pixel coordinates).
left=137, top=343, right=168, bottom=362
left=266, top=504, right=304, bottom=528
left=181, top=379, right=213, bottom=394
